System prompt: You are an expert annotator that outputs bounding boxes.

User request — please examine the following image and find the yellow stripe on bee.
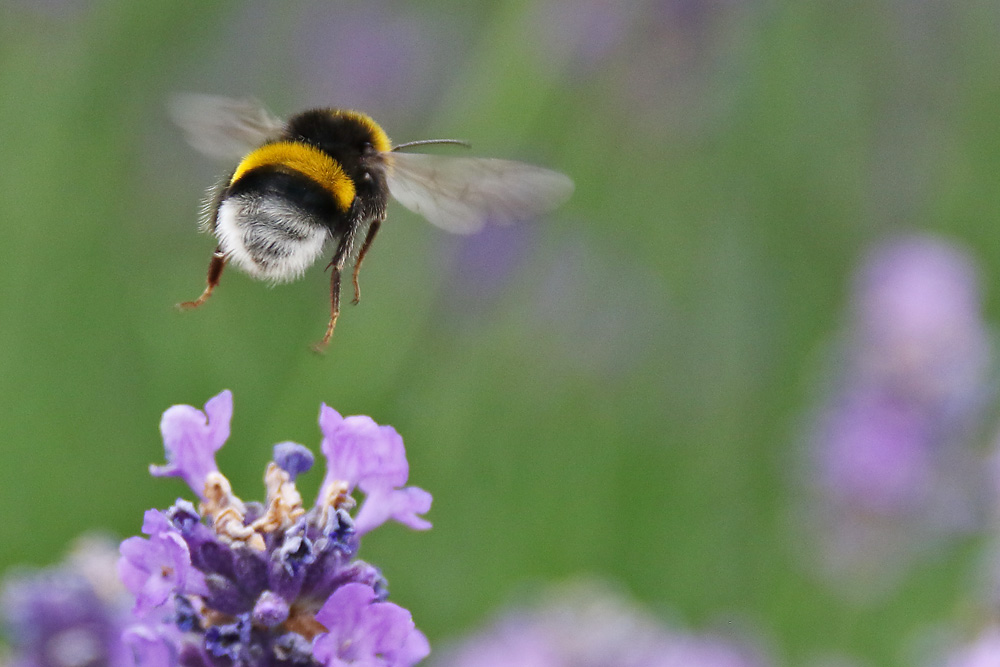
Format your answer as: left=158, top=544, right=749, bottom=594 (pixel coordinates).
left=231, top=141, right=356, bottom=212
left=331, top=110, right=392, bottom=153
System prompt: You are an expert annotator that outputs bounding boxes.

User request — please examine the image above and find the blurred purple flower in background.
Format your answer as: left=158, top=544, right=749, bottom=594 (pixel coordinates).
left=429, top=224, right=538, bottom=328
left=800, top=235, right=993, bottom=598
left=427, top=231, right=667, bottom=379
left=530, top=0, right=744, bottom=78
left=525, top=236, right=669, bottom=378
left=530, top=0, right=635, bottom=74
left=926, top=431, right=1000, bottom=666
left=939, top=626, right=1000, bottom=667
left=1, top=536, right=131, bottom=667
left=527, top=0, right=750, bottom=138
left=431, top=581, right=770, bottom=667
left=118, top=390, right=431, bottom=666
left=291, top=1, right=449, bottom=118
left=902, top=436, right=1000, bottom=665
left=175, top=0, right=457, bottom=141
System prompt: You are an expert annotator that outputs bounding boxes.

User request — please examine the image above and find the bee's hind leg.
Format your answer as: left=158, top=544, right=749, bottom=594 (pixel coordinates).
left=314, top=267, right=343, bottom=354
left=314, top=231, right=359, bottom=353
left=178, top=247, right=226, bottom=309
left=351, top=218, right=382, bottom=305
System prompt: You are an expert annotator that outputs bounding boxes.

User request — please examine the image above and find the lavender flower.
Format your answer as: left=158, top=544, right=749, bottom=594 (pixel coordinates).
left=1, top=535, right=131, bottom=667
left=431, top=581, right=769, bottom=667
left=939, top=626, right=1000, bottom=667
left=118, top=390, right=431, bottom=667
left=291, top=2, right=445, bottom=118
left=801, top=235, right=993, bottom=598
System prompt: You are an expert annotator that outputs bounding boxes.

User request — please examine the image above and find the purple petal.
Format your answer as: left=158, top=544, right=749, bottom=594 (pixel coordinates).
left=313, top=581, right=375, bottom=638
left=313, top=582, right=427, bottom=667
left=319, top=405, right=409, bottom=494
left=118, top=538, right=174, bottom=615
left=150, top=390, right=233, bottom=499
left=121, top=625, right=178, bottom=667
left=354, top=487, right=433, bottom=536
left=118, top=530, right=208, bottom=616
left=397, top=628, right=432, bottom=666
left=140, top=509, right=173, bottom=537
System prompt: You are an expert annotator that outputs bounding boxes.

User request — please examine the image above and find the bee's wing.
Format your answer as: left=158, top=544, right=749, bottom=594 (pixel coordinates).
left=168, top=93, right=286, bottom=161
left=385, top=152, right=574, bottom=234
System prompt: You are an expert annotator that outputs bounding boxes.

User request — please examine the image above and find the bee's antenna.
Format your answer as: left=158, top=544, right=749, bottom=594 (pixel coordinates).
left=392, top=139, right=472, bottom=152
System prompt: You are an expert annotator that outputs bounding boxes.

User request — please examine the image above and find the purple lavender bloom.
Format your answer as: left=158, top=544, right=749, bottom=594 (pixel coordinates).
left=530, top=0, right=635, bottom=74
left=802, top=235, right=993, bottom=597
left=312, top=583, right=430, bottom=667
left=118, top=511, right=210, bottom=616
left=436, top=225, right=538, bottom=324
left=149, top=390, right=232, bottom=500
left=288, top=1, right=459, bottom=124
left=936, top=626, right=1000, bottom=667
left=1, top=536, right=131, bottom=667
left=431, top=581, right=770, bottom=667
left=319, top=405, right=432, bottom=536
left=120, top=390, right=431, bottom=667
left=120, top=624, right=180, bottom=667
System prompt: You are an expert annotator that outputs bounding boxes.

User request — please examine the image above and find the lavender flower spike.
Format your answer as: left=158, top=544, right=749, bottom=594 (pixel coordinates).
left=801, top=235, right=993, bottom=597
left=150, top=389, right=233, bottom=499
left=2, top=535, right=133, bottom=667
left=120, top=391, right=431, bottom=666
left=319, top=404, right=432, bottom=535
left=432, top=580, right=770, bottom=667
left=940, top=626, right=1000, bottom=666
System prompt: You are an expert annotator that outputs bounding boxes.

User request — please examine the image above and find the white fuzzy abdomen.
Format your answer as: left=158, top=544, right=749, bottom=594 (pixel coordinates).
left=215, top=195, right=331, bottom=283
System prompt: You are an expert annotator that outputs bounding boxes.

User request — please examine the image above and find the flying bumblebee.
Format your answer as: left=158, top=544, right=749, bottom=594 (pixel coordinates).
left=170, top=94, right=574, bottom=351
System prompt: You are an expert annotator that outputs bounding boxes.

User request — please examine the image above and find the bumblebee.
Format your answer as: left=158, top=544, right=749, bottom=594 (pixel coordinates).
left=170, top=94, right=574, bottom=350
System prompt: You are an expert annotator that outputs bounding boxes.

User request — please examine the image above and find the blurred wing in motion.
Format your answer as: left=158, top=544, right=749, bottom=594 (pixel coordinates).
left=169, top=93, right=286, bottom=161
left=386, top=152, right=574, bottom=234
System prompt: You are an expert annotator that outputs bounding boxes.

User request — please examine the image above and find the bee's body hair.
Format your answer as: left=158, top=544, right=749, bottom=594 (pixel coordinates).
left=215, top=195, right=331, bottom=283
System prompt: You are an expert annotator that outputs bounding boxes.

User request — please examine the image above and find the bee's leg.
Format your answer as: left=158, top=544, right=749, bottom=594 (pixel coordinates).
left=314, top=234, right=356, bottom=352
left=178, top=247, right=226, bottom=309
left=351, top=218, right=382, bottom=305
left=313, top=267, right=343, bottom=353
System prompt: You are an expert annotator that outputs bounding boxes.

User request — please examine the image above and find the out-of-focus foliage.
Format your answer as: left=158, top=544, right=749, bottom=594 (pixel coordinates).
left=2, top=1, right=1000, bottom=666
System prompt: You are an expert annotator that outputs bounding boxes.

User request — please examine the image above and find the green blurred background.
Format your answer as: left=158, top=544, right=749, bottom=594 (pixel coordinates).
left=2, top=1, right=999, bottom=665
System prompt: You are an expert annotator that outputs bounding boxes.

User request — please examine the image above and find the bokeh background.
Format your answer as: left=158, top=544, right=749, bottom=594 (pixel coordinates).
left=2, top=1, right=1000, bottom=665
